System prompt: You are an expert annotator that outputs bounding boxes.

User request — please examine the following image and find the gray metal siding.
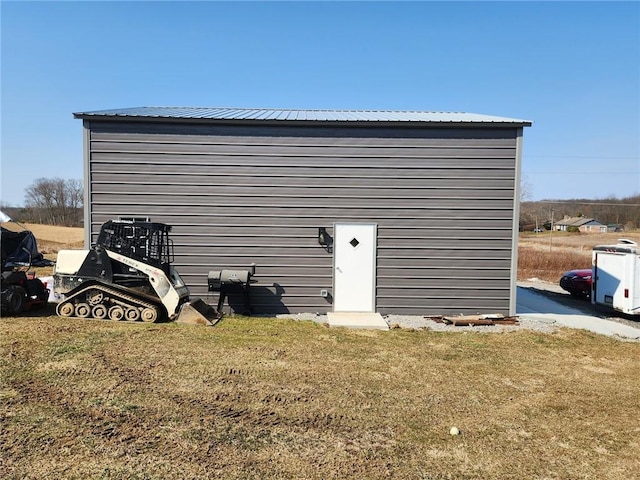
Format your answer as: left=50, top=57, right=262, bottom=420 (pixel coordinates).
left=86, top=120, right=520, bottom=315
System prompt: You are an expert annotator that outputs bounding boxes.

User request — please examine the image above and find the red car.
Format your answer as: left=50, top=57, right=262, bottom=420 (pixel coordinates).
left=559, top=269, right=592, bottom=299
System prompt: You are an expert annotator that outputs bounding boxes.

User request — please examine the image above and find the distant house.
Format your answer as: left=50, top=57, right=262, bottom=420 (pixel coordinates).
left=554, top=216, right=607, bottom=233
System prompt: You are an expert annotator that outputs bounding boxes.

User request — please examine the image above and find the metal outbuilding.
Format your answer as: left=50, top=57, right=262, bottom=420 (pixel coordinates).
left=73, top=107, right=532, bottom=316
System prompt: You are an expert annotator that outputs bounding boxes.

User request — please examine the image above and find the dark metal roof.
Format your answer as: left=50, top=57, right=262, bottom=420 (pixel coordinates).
left=555, top=216, right=603, bottom=227
left=73, top=107, right=532, bottom=126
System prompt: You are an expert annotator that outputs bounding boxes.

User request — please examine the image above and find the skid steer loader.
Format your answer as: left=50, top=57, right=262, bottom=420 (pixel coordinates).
left=53, top=220, right=220, bottom=325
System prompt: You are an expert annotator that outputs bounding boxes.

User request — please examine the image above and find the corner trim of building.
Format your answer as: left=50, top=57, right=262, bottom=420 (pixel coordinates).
left=510, top=127, right=524, bottom=316
left=83, top=120, right=91, bottom=248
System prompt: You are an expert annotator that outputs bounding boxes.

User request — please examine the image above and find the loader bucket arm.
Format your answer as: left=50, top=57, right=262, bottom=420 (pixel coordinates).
left=104, top=249, right=187, bottom=314
left=175, top=298, right=222, bottom=326
left=105, top=249, right=222, bottom=325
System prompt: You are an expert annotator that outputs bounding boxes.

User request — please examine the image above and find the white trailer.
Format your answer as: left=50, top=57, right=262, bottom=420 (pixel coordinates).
left=592, top=239, right=640, bottom=316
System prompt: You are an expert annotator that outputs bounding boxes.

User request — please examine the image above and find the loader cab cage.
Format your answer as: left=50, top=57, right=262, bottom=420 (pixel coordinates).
left=96, top=220, right=174, bottom=268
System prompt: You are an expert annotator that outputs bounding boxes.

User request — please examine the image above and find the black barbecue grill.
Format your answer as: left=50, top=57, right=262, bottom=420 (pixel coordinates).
left=208, top=264, right=255, bottom=315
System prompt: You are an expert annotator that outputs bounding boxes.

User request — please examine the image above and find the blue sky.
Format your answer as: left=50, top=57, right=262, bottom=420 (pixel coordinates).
left=1, top=1, right=639, bottom=206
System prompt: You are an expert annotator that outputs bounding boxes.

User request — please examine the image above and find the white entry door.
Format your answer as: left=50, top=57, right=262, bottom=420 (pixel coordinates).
left=333, top=223, right=377, bottom=312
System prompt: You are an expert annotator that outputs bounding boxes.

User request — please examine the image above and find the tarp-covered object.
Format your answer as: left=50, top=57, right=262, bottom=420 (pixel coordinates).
left=1, top=226, right=54, bottom=269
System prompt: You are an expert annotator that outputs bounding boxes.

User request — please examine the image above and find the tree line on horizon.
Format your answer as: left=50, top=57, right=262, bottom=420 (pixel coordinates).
left=520, top=194, right=640, bottom=231
left=1, top=178, right=83, bottom=227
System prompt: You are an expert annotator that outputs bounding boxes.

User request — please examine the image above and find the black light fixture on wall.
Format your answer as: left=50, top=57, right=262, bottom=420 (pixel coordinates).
left=318, top=227, right=333, bottom=253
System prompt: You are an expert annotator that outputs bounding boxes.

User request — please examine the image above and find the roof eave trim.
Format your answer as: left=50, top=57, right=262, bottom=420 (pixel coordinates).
left=72, top=113, right=532, bottom=128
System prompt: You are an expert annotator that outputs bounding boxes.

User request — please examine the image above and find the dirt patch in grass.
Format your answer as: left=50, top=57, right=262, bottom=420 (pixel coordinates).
left=1, top=315, right=639, bottom=479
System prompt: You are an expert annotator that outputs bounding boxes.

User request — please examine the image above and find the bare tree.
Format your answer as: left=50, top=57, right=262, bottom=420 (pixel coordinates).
left=66, top=179, right=83, bottom=213
left=520, top=175, right=533, bottom=202
left=24, top=177, right=83, bottom=226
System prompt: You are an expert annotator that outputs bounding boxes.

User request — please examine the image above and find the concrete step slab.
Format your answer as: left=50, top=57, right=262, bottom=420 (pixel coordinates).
left=327, top=312, right=389, bottom=330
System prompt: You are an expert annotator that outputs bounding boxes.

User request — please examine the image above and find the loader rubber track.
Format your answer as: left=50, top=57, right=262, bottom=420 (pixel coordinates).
left=56, top=280, right=167, bottom=323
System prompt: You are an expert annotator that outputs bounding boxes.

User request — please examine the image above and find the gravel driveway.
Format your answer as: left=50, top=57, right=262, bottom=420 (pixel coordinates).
left=277, top=279, right=640, bottom=341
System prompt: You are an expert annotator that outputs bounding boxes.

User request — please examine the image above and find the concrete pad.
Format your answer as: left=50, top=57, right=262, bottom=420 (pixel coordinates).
left=327, top=312, right=389, bottom=330
left=517, top=286, right=640, bottom=340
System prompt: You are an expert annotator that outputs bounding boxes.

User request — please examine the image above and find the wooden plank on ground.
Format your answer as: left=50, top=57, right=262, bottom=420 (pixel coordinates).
left=438, top=314, right=519, bottom=326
